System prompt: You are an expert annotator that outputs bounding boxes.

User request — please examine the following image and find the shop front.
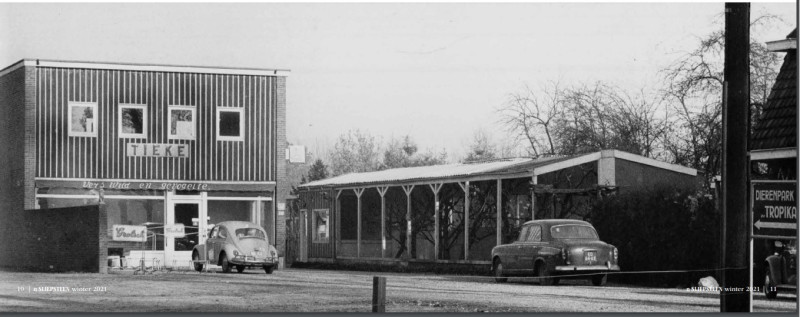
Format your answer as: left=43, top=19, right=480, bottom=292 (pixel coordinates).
left=35, top=179, right=276, bottom=268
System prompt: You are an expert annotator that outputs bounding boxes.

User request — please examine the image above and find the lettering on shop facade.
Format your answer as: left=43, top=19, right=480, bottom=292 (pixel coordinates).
left=82, top=181, right=210, bottom=191
left=126, top=143, right=189, bottom=158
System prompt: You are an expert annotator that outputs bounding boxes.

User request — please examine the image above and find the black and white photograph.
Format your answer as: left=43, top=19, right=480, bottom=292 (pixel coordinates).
left=0, top=1, right=797, bottom=313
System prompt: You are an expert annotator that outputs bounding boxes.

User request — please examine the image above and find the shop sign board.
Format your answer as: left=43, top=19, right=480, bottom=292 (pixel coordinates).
left=126, top=143, right=189, bottom=158
left=35, top=179, right=276, bottom=192
left=164, top=224, right=185, bottom=238
left=752, top=180, right=797, bottom=239
left=112, top=225, right=147, bottom=242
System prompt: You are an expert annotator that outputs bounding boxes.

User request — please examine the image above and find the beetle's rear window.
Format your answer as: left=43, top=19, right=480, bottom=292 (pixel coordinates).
left=235, top=228, right=266, bottom=240
left=550, top=225, right=598, bottom=239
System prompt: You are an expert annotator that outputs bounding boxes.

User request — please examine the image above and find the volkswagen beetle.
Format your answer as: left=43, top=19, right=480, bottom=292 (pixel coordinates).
left=192, top=221, right=279, bottom=274
left=491, top=219, right=619, bottom=286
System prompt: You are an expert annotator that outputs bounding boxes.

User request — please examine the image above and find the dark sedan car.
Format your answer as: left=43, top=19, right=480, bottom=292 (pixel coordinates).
left=763, top=240, right=797, bottom=299
left=491, top=219, right=619, bottom=286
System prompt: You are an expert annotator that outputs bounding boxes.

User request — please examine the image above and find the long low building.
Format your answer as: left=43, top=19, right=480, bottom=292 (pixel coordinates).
left=293, top=149, right=702, bottom=266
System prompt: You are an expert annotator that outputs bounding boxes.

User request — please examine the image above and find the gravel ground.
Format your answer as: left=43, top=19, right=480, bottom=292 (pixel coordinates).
left=0, top=268, right=796, bottom=312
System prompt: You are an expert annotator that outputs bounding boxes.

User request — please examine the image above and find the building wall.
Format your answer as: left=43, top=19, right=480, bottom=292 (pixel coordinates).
left=615, top=158, right=700, bottom=191
left=275, top=76, right=287, bottom=256
left=35, top=67, right=277, bottom=181
left=0, top=65, right=35, bottom=268
left=299, top=190, right=335, bottom=258
left=19, top=204, right=107, bottom=272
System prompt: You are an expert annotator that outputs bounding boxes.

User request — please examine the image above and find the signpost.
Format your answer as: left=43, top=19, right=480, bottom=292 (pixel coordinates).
left=751, top=180, right=798, bottom=239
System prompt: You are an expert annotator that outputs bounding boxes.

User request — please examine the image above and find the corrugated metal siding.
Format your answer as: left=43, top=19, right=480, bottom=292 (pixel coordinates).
left=36, top=67, right=276, bottom=181
left=301, top=190, right=335, bottom=258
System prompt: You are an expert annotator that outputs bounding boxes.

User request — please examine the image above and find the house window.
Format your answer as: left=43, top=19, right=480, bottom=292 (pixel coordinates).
left=312, top=209, right=329, bottom=243
left=168, top=105, right=195, bottom=140
left=68, top=102, right=97, bottom=137
left=119, top=104, right=147, bottom=139
left=217, top=108, right=244, bottom=141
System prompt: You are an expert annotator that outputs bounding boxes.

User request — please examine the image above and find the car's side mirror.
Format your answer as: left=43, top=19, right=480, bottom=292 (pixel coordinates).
left=775, top=241, right=783, bottom=248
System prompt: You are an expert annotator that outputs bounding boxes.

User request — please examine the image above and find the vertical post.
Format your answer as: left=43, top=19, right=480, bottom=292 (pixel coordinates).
left=354, top=188, right=364, bottom=258
left=402, top=185, right=415, bottom=260
left=372, top=276, right=386, bottom=312
left=463, top=181, right=470, bottom=261
left=531, top=175, right=538, bottom=220
left=496, top=179, right=502, bottom=246
left=429, top=183, right=442, bottom=261
left=377, top=187, right=388, bottom=259
left=720, top=2, right=750, bottom=312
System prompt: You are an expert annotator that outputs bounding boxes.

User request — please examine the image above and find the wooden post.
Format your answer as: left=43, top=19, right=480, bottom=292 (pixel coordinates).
left=354, top=188, right=365, bottom=258
left=377, top=187, right=388, bottom=259
left=459, top=181, right=470, bottom=261
left=429, top=183, right=443, bottom=260
left=496, top=179, right=502, bottom=246
left=721, top=3, right=750, bottom=312
left=372, top=276, right=386, bottom=312
left=402, top=185, right=415, bottom=259
left=531, top=175, right=537, bottom=220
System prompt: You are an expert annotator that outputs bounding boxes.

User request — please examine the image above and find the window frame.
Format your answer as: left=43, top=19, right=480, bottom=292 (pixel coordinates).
left=118, top=103, right=148, bottom=139
left=167, top=105, right=196, bottom=140
left=527, top=225, right=542, bottom=242
left=312, top=208, right=330, bottom=243
left=67, top=101, right=98, bottom=137
left=216, top=107, right=245, bottom=141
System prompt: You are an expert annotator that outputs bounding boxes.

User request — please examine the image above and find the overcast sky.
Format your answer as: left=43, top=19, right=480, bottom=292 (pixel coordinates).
left=0, top=2, right=795, bottom=162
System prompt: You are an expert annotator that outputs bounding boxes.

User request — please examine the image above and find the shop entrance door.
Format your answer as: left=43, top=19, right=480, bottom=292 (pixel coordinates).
left=166, top=199, right=206, bottom=268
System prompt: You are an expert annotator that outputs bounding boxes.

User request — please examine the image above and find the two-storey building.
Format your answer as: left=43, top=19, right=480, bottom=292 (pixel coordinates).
left=0, top=59, right=288, bottom=270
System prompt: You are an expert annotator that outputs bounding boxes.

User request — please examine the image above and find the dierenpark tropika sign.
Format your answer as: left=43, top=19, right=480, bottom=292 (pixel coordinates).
left=751, top=180, right=797, bottom=239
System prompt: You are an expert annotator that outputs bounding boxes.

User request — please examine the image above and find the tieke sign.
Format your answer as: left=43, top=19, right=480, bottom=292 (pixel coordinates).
left=751, top=180, right=798, bottom=239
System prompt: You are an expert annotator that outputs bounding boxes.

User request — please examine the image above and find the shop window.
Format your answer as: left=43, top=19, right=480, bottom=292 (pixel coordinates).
left=207, top=200, right=253, bottom=224
left=119, top=104, right=147, bottom=139
left=313, top=209, right=329, bottom=243
left=168, top=105, right=195, bottom=140
left=217, top=108, right=244, bottom=141
left=105, top=199, right=165, bottom=251
left=68, top=102, right=97, bottom=137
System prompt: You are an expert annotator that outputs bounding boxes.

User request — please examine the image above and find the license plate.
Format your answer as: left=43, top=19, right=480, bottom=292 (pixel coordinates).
left=584, top=251, right=597, bottom=262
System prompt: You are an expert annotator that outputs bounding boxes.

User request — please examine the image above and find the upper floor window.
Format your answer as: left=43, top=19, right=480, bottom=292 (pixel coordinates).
left=68, top=102, right=97, bottom=137
left=217, top=108, right=244, bottom=141
left=119, top=104, right=147, bottom=139
left=168, top=105, right=195, bottom=140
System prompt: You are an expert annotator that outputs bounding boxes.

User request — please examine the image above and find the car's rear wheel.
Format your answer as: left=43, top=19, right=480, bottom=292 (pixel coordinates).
left=220, top=253, right=232, bottom=273
left=236, top=265, right=245, bottom=273
left=764, top=267, right=778, bottom=299
left=493, top=259, right=508, bottom=283
left=537, top=263, right=556, bottom=286
left=192, top=252, right=203, bottom=272
left=591, top=273, right=607, bottom=286
left=264, top=265, right=274, bottom=274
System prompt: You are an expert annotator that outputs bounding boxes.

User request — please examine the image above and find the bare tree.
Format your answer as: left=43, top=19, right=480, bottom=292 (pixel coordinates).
left=499, top=81, right=565, bottom=156
left=328, top=129, right=382, bottom=176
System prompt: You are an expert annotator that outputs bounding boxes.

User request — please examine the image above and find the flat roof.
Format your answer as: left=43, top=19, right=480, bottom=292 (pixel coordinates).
left=0, top=59, right=290, bottom=78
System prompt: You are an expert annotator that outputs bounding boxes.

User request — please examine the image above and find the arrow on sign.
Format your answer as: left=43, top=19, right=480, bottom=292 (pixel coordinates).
left=755, top=220, right=796, bottom=230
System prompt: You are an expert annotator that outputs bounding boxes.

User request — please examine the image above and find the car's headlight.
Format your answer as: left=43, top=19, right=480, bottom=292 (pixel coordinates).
left=612, top=247, right=618, bottom=262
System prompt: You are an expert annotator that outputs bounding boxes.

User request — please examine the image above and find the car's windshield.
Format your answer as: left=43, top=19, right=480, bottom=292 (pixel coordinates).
left=550, top=225, right=598, bottom=239
left=235, top=228, right=266, bottom=240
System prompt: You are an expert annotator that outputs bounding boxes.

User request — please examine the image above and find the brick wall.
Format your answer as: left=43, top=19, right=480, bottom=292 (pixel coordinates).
left=18, top=204, right=107, bottom=273
left=0, top=63, right=28, bottom=268
left=275, top=76, right=287, bottom=257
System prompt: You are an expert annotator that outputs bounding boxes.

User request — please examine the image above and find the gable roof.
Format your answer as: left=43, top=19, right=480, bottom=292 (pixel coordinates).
left=751, top=29, right=797, bottom=151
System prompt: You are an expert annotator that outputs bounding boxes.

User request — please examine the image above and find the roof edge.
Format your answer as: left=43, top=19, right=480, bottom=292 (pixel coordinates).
left=3, top=59, right=290, bottom=77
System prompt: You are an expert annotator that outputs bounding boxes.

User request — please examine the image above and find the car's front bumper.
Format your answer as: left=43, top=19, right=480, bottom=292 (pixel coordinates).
left=229, top=256, right=278, bottom=267
left=555, top=264, right=620, bottom=272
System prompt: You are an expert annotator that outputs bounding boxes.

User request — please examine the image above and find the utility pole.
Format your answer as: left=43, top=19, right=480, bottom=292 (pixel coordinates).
left=720, top=2, right=750, bottom=312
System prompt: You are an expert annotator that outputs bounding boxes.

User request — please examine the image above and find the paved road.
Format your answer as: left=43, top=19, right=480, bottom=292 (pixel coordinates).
left=0, top=268, right=796, bottom=312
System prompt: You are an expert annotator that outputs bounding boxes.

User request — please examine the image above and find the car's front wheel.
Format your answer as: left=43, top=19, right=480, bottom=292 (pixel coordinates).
left=493, top=259, right=508, bottom=283
left=264, top=265, right=274, bottom=274
left=764, top=267, right=778, bottom=299
left=591, top=273, right=607, bottom=286
left=192, top=252, right=203, bottom=272
left=220, top=253, right=232, bottom=273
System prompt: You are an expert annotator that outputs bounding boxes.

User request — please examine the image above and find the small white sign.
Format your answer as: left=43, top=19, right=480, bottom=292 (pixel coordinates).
left=165, top=223, right=185, bottom=238
left=112, top=225, right=147, bottom=242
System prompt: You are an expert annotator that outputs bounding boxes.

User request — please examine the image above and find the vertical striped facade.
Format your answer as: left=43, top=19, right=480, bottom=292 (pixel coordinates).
left=35, top=66, right=279, bottom=182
